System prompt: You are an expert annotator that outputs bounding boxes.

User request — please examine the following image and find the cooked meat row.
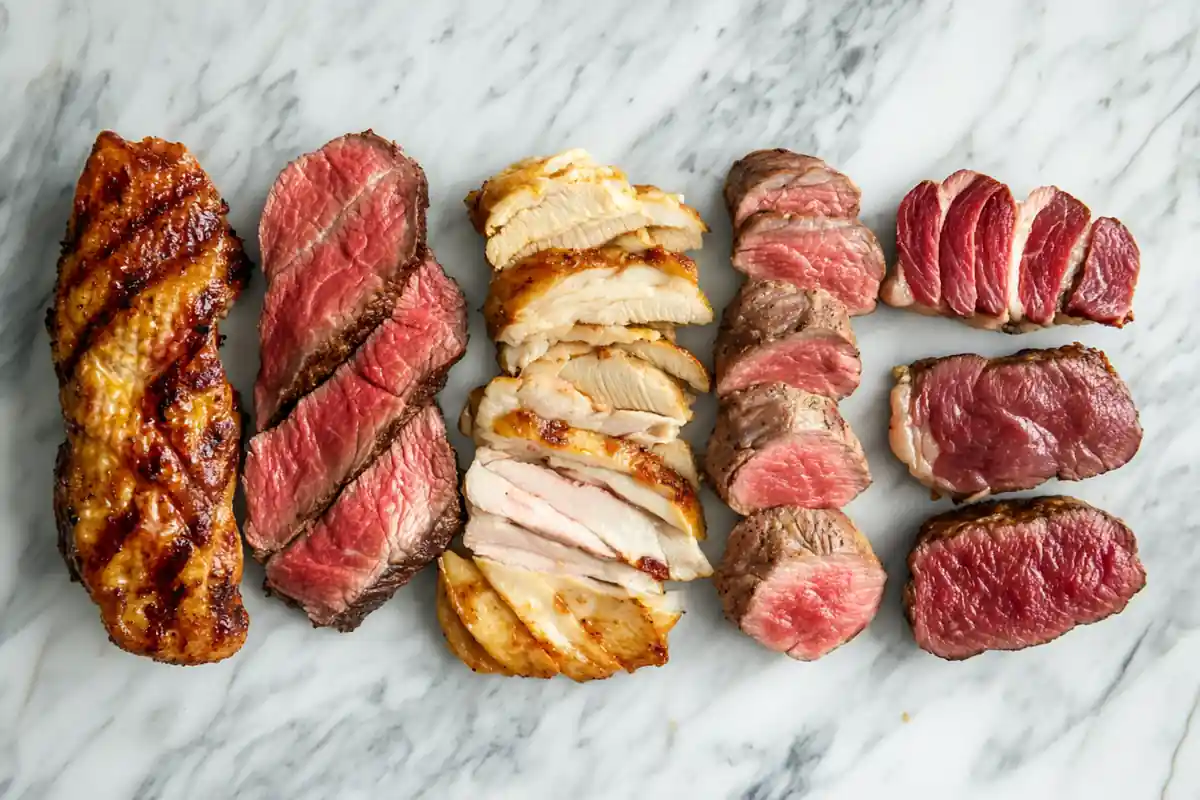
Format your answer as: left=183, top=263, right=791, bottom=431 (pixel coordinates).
left=882, top=171, right=1140, bottom=330
left=244, top=132, right=468, bottom=630
left=49, top=132, right=250, bottom=664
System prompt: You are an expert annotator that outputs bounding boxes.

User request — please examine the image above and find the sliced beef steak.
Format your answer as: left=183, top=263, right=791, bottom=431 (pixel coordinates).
left=244, top=253, right=467, bottom=556
left=1062, top=217, right=1139, bottom=327
left=265, top=405, right=462, bottom=631
left=905, top=496, right=1145, bottom=659
left=731, top=213, right=884, bottom=315
left=1013, top=187, right=1091, bottom=327
left=715, top=281, right=860, bottom=399
left=940, top=173, right=1004, bottom=317
left=889, top=344, right=1141, bottom=499
left=716, top=506, right=885, bottom=660
left=706, top=383, right=871, bottom=514
left=255, top=132, right=429, bottom=427
left=724, top=149, right=861, bottom=227
left=973, top=186, right=1017, bottom=319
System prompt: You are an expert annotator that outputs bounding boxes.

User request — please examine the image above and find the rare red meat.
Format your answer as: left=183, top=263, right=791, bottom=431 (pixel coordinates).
left=725, top=149, right=862, bottom=227
left=707, top=383, right=871, bottom=514
left=889, top=344, right=1141, bottom=498
left=255, top=132, right=428, bottom=427
left=905, top=496, right=1145, bottom=659
left=715, top=506, right=886, bottom=660
left=715, top=281, right=860, bottom=399
left=973, top=186, right=1017, bottom=318
left=940, top=174, right=1003, bottom=317
left=884, top=180, right=943, bottom=309
left=731, top=213, right=885, bottom=315
left=265, top=405, right=462, bottom=631
left=1015, top=187, right=1091, bottom=326
left=1063, top=217, right=1139, bottom=327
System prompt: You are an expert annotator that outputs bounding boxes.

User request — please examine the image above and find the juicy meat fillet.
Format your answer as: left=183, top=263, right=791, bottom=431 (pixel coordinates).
left=940, top=173, right=1004, bottom=317
left=1063, top=217, right=1139, bottom=327
left=731, top=213, right=885, bottom=315
left=884, top=179, right=944, bottom=310
left=255, top=131, right=428, bottom=427
left=905, top=496, right=1145, bottom=659
left=974, top=186, right=1017, bottom=319
left=724, top=149, right=862, bottom=227
left=48, top=131, right=250, bottom=665
left=889, top=344, right=1142, bottom=498
left=706, top=384, right=871, bottom=515
left=715, top=506, right=885, bottom=660
left=716, top=281, right=860, bottom=399
left=1014, top=187, right=1091, bottom=326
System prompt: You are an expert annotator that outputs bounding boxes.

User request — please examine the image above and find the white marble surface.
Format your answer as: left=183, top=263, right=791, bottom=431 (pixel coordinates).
left=2, top=1, right=1199, bottom=797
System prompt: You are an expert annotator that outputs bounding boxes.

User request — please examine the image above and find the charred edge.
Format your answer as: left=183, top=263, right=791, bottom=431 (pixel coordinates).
left=637, top=557, right=671, bottom=582
left=52, top=441, right=83, bottom=582
left=209, top=577, right=249, bottom=646
left=143, top=535, right=194, bottom=653
left=89, top=504, right=141, bottom=577
left=904, top=342, right=1103, bottom=377
left=913, top=495, right=1105, bottom=547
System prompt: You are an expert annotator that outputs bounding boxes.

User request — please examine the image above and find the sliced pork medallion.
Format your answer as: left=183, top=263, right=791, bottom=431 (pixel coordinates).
left=715, top=507, right=886, bottom=660
left=255, top=131, right=428, bottom=427
left=244, top=254, right=467, bottom=556
left=1061, top=217, right=1139, bottom=327
left=264, top=405, right=462, bottom=630
left=715, top=281, right=860, bottom=399
left=730, top=213, right=885, bottom=315
left=905, top=496, right=1146, bottom=659
left=725, top=149, right=862, bottom=226
left=706, top=383, right=871, bottom=515
left=889, top=344, right=1142, bottom=499
left=485, top=245, right=712, bottom=346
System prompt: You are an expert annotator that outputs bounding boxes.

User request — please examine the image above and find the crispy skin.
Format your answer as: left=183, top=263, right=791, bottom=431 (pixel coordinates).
left=48, top=132, right=250, bottom=665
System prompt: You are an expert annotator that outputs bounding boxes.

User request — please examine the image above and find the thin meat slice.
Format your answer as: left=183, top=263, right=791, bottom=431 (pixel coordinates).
left=243, top=254, right=467, bottom=556
left=882, top=180, right=943, bottom=309
left=716, top=281, right=860, bottom=399
left=724, top=149, right=862, bottom=227
left=255, top=132, right=428, bottom=426
left=905, top=496, right=1145, bottom=659
left=706, top=384, right=871, bottom=514
left=940, top=173, right=1003, bottom=317
left=974, top=185, right=1017, bottom=320
left=731, top=213, right=885, bottom=315
left=264, top=405, right=462, bottom=631
left=1014, top=187, right=1092, bottom=327
left=715, top=507, right=886, bottom=660
left=889, top=344, right=1142, bottom=499
left=1062, top=217, right=1139, bottom=327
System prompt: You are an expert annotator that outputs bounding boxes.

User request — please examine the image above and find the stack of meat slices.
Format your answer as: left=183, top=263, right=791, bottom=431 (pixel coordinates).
left=438, top=150, right=714, bottom=680
left=708, top=150, right=885, bottom=661
left=242, top=132, right=468, bottom=631
left=882, top=170, right=1140, bottom=330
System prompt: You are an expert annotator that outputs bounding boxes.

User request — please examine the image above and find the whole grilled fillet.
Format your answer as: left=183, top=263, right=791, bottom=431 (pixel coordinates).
left=48, top=132, right=250, bottom=665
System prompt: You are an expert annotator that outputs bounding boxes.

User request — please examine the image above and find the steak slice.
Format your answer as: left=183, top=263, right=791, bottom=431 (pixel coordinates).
left=715, top=506, right=885, bottom=660
left=889, top=344, right=1141, bottom=499
left=243, top=253, right=467, bottom=557
left=706, top=383, right=871, bottom=514
left=264, top=405, right=462, bottom=631
left=973, top=185, right=1017, bottom=319
left=1013, top=187, right=1091, bottom=327
left=940, top=173, right=1004, bottom=317
left=715, top=281, right=860, bottom=399
left=731, top=213, right=885, bottom=315
left=1062, top=217, right=1139, bottom=327
left=724, top=149, right=861, bottom=227
left=883, top=179, right=943, bottom=310
left=255, top=131, right=428, bottom=427
left=904, top=496, right=1145, bottom=659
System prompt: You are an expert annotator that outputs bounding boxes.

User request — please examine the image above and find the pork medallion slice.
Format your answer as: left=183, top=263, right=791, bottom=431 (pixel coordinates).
left=724, top=149, right=862, bottom=227
left=706, top=383, right=871, bottom=514
left=904, top=496, right=1145, bottom=659
left=715, top=281, right=860, bottom=399
left=715, top=506, right=885, bottom=660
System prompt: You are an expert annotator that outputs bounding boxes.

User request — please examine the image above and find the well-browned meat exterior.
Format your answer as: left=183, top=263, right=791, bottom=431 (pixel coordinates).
left=47, top=131, right=250, bottom=665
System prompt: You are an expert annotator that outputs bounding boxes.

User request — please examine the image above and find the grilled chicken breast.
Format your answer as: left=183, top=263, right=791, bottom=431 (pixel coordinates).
left=48, top=132, right=250, bottom=665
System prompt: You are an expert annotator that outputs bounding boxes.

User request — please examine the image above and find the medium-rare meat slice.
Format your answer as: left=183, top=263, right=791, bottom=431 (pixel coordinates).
left=889, top=344, right=1142, bottom=499
left=1013, top=187, right=1091, bottom=327
left=255, top=132, right=428, bottom=426
left=715, top=281, right=860, bottom=399
left=973, top=185, right=1017, bottom=320
left=940, top=173, right=1004, bottom=317
left=905, top=496, right=1145, bottom=659
left=730, top=213, right=884, bottom=315
left=485, top=245, right=712, bottom=346
left=725, top=149, right=862, bottom=226
left=1062, top=217, right=1139, bottom=327
left=706, top=384, right=871, bottom=515
left=264, top=405, right=461, bottom=630
left=715, top=507, right=885, bottom=660
left=244, top=254, right=467, bottom=556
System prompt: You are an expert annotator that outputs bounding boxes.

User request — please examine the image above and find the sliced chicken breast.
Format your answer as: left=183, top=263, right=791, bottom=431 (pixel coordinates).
left=436, top=570, right=508, bottom=675
left=649, top=439, right=702, bottom=490
left=497, top=324, right=671, bottom=375
left=606, top=186, right=708, bottom=253
left=542, top=574, right=672, bottom=670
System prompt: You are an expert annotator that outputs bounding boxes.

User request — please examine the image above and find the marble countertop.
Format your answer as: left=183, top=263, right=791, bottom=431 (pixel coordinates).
left=3, top=1, right=1199, bottom=797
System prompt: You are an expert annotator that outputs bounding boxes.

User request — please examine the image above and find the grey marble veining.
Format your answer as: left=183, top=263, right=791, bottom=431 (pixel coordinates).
left=1, top=1, right=1199, bottom=797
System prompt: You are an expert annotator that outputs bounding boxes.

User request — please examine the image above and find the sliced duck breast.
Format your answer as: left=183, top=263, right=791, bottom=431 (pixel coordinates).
left=1062, top=217, right=1139, bottom=327
left=724, top=149, right=862, bottom=226
left=715, top=281, right=860, bottom=399
left=973, top=185, right=1017, bottom=320
left=1013, top=187, right=1092, bottom=327
left=731, top=213, right=885, bottom=315
left=939, top=172, right=1004, bottom=317
left=706, top=383, right=871, bottom=515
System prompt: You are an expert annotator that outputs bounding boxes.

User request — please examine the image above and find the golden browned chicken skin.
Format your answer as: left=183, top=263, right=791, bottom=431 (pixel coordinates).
left=48, top=131, right=250, bottom=664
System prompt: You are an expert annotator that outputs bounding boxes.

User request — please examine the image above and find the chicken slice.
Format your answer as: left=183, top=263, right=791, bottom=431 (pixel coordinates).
left=436, top=569, right=508, bottom=675
left=497, top=324, right=671, bottom=375
left=612, top=340, right=710, bottom=394
left=609, top=186, right=708, bottom=253
left=649, top=439, right=702, bottom=490
left=439, top=551, right=558, bottom=678
left=643, top=591, right=684, bottom=638
left=528, top=346, right=692, bottom=419
left=466, top=149, right=607, bottom=235
left=541, top=574, right=674, bottom=671
left=485, top=246, right=712, bottom=346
